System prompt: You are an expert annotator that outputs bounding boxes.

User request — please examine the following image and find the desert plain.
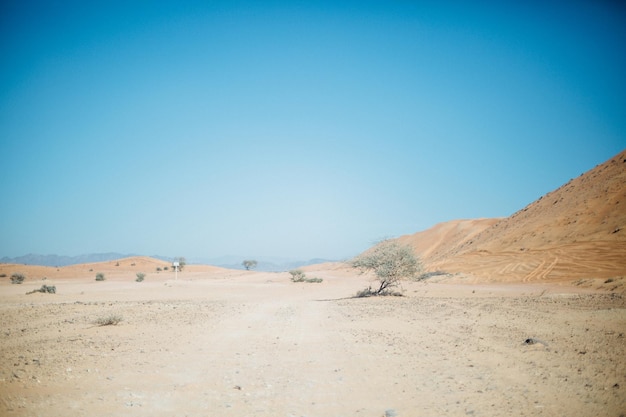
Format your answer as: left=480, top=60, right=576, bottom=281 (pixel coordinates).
left=0, top=256, right=625, bottom=417
left=2, top=151, right=626, bottom=416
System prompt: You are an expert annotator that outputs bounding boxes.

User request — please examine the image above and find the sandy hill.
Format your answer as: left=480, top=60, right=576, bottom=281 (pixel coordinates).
left=397, top=218, right=501, bottom=264
left=0, top=256, right=227, bottom=282
left=398, top=150, right=626, bottom=282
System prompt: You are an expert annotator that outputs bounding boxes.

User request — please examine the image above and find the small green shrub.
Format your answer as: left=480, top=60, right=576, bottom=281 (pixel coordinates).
left=10, top=273, right=25, bottom=284
left=27, top=285, right=56, bottom=295
left=289, top=270, right=322, bottom=283
left=242, top=259, right=258, bottom=270
left=136, top=272, right=145, bottom=282
left=354, top=286, right=403, bottom=298
left=156, top=267, right=162, bottom=272
left=0, top=273, right=7, bottom=278
left=289, top=269, right=306, bottom=282
left=93, top=314, right=122, bottom=326
left=418, top=271, right=451, bottom=280
left=164, top=266, right=169, bottom=271
left=355, top=287, right=374, bottom=298
left=95, top=272, right=105, bottom=281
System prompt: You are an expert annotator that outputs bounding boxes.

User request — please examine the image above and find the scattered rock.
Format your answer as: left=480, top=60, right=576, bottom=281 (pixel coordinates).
left=523, top=338, right=549, bottom=347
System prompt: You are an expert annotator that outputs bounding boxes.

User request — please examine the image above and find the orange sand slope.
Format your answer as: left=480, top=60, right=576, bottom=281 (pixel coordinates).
left=0, top=256, right=229, bottom=283
left=398, top=150, right=626, bottom=282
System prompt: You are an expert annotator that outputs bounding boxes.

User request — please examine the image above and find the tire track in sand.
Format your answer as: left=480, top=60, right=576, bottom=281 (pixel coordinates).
left=523, top=256, right=558, bottom=282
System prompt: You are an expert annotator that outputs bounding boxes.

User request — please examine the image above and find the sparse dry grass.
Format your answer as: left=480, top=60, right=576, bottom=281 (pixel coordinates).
left=93, top=314, right=123, bottom=326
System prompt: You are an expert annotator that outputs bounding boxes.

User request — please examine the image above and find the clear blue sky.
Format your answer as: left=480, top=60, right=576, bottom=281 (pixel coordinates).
left=1, top=1, right=625, bottom=261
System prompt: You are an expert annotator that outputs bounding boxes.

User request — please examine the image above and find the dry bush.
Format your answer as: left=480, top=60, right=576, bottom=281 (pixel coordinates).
left=289, top=269, right=306, bottom=282
left=10, top=273, right=25, bottom=284
left=27, top=285, right=56, bottom=295
left=351, top=240, right=422, bottom=296
left=289, top=270, right=323, bottom=283
left=242, top=259, right=258, bottom=270
left=94, top=315, right=123, bottom=326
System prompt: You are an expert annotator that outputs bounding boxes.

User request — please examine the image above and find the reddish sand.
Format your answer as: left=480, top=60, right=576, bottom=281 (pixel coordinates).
left=399, top=150, right=626, bottom=283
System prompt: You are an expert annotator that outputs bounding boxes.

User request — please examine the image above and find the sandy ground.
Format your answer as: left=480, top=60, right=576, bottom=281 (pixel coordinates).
left=1, top=266, right=625, bottom=417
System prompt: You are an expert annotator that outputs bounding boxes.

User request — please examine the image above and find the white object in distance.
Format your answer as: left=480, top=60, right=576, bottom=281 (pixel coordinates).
left=173, top=261, right=179, bottom=280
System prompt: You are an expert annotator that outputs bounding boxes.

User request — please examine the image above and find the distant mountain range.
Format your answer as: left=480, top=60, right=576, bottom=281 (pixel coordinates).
left=211, top=258, right=336, bottom=272
left=0, top=253, right=336, bottom=272
left=0, top=253, right=140, bottom=267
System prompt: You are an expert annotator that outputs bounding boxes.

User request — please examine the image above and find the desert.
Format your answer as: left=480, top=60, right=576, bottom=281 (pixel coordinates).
left=2, top=151, right=626, bottom=416
left=3, top=2, right=626, bottom=415
left=1, top=258, right=625, bottom=417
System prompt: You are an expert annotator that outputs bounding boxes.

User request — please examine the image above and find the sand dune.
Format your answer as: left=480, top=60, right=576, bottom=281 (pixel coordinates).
left=0, top=256, right=229, bottom=283
left=399, top=150, right=626, bottom=283
left=397, top=218, right=500, bottom=264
